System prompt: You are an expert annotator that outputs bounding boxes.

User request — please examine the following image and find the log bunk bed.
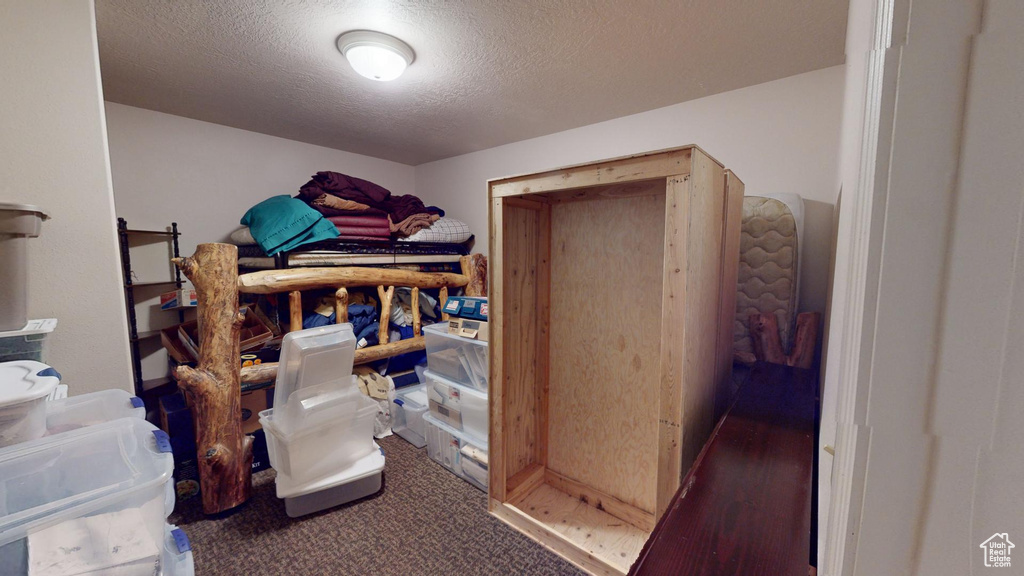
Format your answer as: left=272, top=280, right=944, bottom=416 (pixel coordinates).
left=171, top=244, right=486, bottom=514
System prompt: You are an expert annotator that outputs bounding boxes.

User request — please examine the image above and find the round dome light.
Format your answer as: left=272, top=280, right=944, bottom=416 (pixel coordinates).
left=336, top=30, right=415, bottom=82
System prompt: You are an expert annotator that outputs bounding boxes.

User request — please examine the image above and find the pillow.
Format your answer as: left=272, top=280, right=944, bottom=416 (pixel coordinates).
left=228, top=227, right=257, bottom=246
left=398, top=217, right=472, bottom=244
left=240, top=195, right=339, bottom=255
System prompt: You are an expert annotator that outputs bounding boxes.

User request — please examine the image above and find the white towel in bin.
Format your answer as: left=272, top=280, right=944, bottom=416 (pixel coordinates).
left=28, top=508, right=159, bottom=576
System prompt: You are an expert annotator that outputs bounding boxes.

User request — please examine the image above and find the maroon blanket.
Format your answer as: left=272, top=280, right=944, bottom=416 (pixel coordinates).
left=299, top=171, right=437, bottom=222
left=327, top=215, right=391, bottom=228
left=334, top=225, right=390, bottom=237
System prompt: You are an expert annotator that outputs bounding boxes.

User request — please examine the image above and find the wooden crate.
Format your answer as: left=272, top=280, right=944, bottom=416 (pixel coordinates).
left=488, top=146, right=744, bottom=575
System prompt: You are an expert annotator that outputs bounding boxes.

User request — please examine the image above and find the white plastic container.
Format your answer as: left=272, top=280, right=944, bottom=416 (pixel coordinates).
left=277, top=444, right=385, bottom=518
left=392, top=384, right=428, bottom=448
left=259, top=392, right=378, bottom=485
left=0, top=203, right=49, bottom=332
left=0, top=319, right=57, bottom=364
left=44, top=388, right=145, bottom=436
left=423, top=370, right=488, bottom=443
left=0, top=360, right=60, bottom=447
left=423, top=413, right=489, bottom=492
left=274, top=324, right=356, bottom=411
left=422, top=323, right=488, bottom=391
left=0, top=417, right=175, bottom=573
left=162, top=524, right=194, bottom=576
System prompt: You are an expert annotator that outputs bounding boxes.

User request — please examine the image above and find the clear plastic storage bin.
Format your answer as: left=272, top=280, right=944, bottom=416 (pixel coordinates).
left=277, top=444, right=385, bottom=518
left=45, top=388, right=145, bottom=436
left=392, top=384, right=429, bottom=448
left=423, top=413, right=489, bottom=492
left=259, top=391, right=378, bottom=485
left=0, top=417, right=175, bottom=575
left=422, top=323, right=488, bottom=391
left=0, top=360, right=60, bottom=447
left=423, top=370, right=487, bottom=443
left=274, top=324, right=356, bottom=410
left=162, top=524, right=194, bottom=576
left=0, top=319, right=56, bottom=364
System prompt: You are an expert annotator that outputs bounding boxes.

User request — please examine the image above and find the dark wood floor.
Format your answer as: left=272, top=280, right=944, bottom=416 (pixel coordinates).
left=630, top=362, right=818, bottom=576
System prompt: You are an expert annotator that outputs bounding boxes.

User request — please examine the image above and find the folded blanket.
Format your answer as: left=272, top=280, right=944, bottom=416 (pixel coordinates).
left=312, top=194, right=372, bottom=212
left=240, top=195, right=339, bottom=255
left=335, top=225, right=391, bottom=237
left=327, top=215, right=391, bottom=228
left=337, top=235, right=392, bottom=242
left=390, top=213, right=440, bottom=237
left=299, top=171, right=440, bottom=222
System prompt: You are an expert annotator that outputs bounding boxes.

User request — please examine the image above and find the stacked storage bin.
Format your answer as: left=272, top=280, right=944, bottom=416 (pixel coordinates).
left=391, top=384, right=429, bottom=448
left=421, top=321, right=489, bottom=491
left=0, top=361, right=193, bottom=575
left=258, top=324, right=384, bottom=517
left=0, top=418, right=189, bottom=575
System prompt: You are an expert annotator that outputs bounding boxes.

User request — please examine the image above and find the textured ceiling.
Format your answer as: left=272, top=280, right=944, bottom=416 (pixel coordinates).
left=96, top=0, right=847, bottom=166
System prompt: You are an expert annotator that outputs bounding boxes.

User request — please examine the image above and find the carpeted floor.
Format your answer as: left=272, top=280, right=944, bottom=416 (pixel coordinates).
left=170, top=435, right=586, bottom=575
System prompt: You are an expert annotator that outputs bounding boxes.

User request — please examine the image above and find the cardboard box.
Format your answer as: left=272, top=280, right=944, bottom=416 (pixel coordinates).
left=250, top=428, right=271, bottom=473
left=161, top=325, right=196, bottom=365
left=447, top=318, right=489, bottom=342
left=441, top=296, right=488, bottom=321
left=158, top=392, right=201, bottom=506
left=160, top=289, right=197, bottom=310
left=429, top=398, right=463, bottom=430
left=177, top=304, right=273, bottom=359
left=240, top=385, right=273, bottom=434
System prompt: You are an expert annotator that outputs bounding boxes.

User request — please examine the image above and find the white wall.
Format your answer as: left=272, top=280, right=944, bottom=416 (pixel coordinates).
left=104, top=102, right=416, bottom=381
left=0, top=0, right=132, bottom=394
left=415, top=66, right=845, bottom=315
left=820, top=1, right=1024, bottom=574
left=105, top=102, right=416, bottom=257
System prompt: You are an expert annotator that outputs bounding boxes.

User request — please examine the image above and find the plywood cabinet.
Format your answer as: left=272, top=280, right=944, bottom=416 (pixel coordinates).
left=488, top=146, right=744, bottom=576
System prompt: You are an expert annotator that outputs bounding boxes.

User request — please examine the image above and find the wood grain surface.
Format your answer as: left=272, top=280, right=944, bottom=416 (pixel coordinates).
left=629, top=363, right=817, bottom=576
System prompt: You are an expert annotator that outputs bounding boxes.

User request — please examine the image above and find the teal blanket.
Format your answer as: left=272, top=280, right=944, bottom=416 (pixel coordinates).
left=240, top=195, right=339, bottom=255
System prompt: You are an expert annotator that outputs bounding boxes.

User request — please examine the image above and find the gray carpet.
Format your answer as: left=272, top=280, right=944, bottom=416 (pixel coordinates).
left=170, top=435, right=585, bottom=575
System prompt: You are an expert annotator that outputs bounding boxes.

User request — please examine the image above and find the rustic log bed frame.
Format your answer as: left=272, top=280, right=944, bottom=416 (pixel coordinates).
left=173, top=245, right=486, bottom=514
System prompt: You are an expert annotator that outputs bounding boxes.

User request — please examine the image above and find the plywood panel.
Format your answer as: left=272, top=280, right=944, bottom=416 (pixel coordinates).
left=714, top=170, right=745, bottom=419
left=489, top=196, right=507, bottom=500
left=511, top=484, right=650, bottom=575
left=547, top=186, right=666, bottom=514
left=679, top=150, right=726, bottom=481
left=501, top=203, right=542, bottom=480
left=655, top=175, right=691, bottom=516
left=491, top=148, right=692, bottom=198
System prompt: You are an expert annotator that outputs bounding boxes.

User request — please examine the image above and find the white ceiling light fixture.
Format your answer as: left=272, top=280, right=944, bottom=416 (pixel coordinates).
left=336, top=30, right=415, bottom=82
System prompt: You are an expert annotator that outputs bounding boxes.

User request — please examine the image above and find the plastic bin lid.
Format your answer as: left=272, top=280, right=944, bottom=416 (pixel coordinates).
left=44, top=389, right=146, bottom=435
left=0, top=417, right=174, bottom=548
left=0, top=360, right=60, bottom=408
left=0, top=202, right=49, bottom=219
left=0, top=318, right=57, bottom=339
left=275, top=443, right=385, bottom=499
left=274, top=324, right=356, bottom=408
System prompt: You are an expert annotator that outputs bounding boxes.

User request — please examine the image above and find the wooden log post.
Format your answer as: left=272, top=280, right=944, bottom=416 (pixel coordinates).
left=377, top=285, right=394, bottom=344
left=439, top=286, right=449, bottom=321
left=749, top=313, right=787, bottom=365
left=335, top=287, right=349, bottom=324
left=787, top=312, right=821, bottom=369
left=289, top=290, right=302, bottom=333
left=172, top=243, right=253, bottom=515
left=748, top=312, right=821, bottom=369
left=460, top=253, right=488, bottom=297
left=411, top=287, right=421, bottom=336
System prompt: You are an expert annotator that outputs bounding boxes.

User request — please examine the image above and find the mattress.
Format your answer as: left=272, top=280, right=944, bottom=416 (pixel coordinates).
left=237, top=237, right=473, bottom=270
left=734, top=196, right=801, bottom=354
